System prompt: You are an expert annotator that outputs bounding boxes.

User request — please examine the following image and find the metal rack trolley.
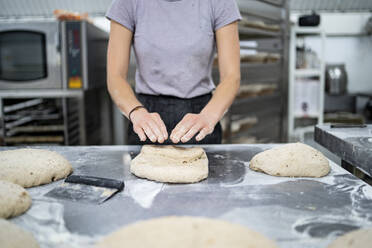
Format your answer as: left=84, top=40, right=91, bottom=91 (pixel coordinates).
left=214, top=0, right=290, bottom=143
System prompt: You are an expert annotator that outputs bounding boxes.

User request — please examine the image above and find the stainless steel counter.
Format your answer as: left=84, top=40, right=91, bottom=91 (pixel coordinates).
left=7, top=145, right=372, bottom=248
left=315, top=124, right=372, bottom=177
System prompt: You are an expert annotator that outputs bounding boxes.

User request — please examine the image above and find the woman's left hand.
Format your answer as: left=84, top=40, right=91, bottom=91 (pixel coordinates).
left=170, top=112, right=219, bottom=143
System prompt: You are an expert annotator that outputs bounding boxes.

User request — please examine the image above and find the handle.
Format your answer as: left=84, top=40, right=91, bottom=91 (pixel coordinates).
left=65, top=175, right=124, bottom=191
left=331, top=124, right=367, bottom=128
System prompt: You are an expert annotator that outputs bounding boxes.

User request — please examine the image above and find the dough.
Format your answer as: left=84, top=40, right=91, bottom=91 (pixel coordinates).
left=250, top=143, right=330, bottom=177
left=327, top=228, right=372, bottom=248
left=0, top=219, right=39, bottom=248
left=0, top=148, right=73, bottom=188
left=96, top=216, right=278, bottom=248
left=130, top=145, right=208, bottom=183
left=140, top=145, right=205, bottom=163
left=0, top=180, right=31, bottom=218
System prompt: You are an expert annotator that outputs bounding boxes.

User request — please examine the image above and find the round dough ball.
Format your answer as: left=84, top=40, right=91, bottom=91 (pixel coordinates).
left=96, top=216, right=278, bottom=248
left=327, top=229, right=372, bottom=248
left=0, top=219, right=39, bottom=248
left=0, top=180, right=31, bottom=218
left=130, top=145, right=208, bottom=183
left=0, top=148, right=73, bottom=188
left=250, top=143, right=330, bottom=177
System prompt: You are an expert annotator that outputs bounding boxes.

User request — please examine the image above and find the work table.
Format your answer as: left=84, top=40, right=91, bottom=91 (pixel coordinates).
left=6, top=144, right=372, bottom=248
left=315, top=124, right=372, bottom=177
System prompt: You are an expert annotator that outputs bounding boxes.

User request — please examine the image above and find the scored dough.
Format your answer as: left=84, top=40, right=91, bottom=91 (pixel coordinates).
left=0, top=180, right=32, bottom=219
left=130, top=145, right=208, bottom=183
left=250, top=143, right=330, bottom=177
left=327, top=229, right=372, bottom=248
left=96, top=216, right=278, bottom=248
left=0, top=219, right=39, bottom=248
left=0, top=148, right=73, bottom=188
left=140, top=145, right=205, bottom=163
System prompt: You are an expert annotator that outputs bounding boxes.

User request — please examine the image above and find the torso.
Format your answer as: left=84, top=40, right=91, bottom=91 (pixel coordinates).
left=132, top=0, right=216, bottom=98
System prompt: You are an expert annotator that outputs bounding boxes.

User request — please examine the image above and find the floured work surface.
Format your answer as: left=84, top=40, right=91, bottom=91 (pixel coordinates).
left=4, top=145, right=372, bottom=248
left=315, top=124, right=372, bottom=177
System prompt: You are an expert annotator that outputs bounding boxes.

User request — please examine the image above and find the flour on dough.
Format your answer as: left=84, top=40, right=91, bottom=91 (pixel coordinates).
left=0, top=148, right=73, bottom=188
left=0, top=219, right=39, bottom=248
left=250, top=143, right=330, bottom=177
left=96, top=216, right=278, bottom=248
left=0, top=180, right=31, bottom=219
left=327, top=228, right=372, bottom=248
left=130, top=145, right=208, bottom=183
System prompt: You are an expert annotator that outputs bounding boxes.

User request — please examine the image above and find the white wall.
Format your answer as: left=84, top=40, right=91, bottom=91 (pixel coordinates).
left=291, top=12, right=372, bottom=36
left=291, top=12, right=372, bottom=94
left=304, top=35, right=372, bottom=94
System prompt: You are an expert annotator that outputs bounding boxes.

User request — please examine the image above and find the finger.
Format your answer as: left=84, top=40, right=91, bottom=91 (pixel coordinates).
left=148, top=120, right=164, bottom=143
left=181, top=124, right=202, bottom=143
left=171, top=118, right=194, bottom=143
left=196, top=128, right=209, bottom=142
left=143, top=123, right=157, bottom=143
left=134, top=126, right=146, bottom=142
left=171, top=124, right=189, bottom=143
left=153, top=115, right=168, bottom=140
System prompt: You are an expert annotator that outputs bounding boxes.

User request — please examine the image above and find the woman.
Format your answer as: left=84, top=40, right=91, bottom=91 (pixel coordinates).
left=106, top=0, right=241, bottom=145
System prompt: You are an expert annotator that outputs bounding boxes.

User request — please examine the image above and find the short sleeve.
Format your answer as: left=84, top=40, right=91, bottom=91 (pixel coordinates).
left=105, top=0, right=136, bottom=32
left=212, top=0, right=242, bottom=31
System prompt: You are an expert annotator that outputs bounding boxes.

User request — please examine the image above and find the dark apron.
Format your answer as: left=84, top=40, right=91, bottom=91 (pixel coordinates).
left=128, top=93, right=222, bottom=145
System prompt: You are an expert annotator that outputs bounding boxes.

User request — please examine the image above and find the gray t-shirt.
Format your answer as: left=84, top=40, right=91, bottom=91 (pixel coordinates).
left=106, top=0, right=241, bottom=98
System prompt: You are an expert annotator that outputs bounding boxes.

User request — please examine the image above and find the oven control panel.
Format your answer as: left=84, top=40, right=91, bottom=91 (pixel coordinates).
left=65, top=22, right=83, bottom=89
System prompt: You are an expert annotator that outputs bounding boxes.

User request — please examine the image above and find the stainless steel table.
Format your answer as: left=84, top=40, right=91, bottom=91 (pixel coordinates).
left=7, top=145, right=372, bottom=248
left=315, top=124, right=372, bottom=177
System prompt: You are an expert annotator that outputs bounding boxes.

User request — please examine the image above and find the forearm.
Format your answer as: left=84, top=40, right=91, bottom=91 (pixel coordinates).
left=107, top=75, right=142, bottom=119
left=201, top=74, right=240, bottom=122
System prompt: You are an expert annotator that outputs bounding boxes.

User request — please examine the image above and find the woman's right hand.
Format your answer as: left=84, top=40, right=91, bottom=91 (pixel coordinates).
left=130, top=108, right=168, bottom=143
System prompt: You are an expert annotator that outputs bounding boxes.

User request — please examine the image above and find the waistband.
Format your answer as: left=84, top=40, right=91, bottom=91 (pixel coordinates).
left=137, top=93, right=212, bottom=102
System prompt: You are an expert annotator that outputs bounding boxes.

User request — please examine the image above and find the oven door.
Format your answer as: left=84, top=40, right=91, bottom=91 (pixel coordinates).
left=0, top=21, right=62, bottom=89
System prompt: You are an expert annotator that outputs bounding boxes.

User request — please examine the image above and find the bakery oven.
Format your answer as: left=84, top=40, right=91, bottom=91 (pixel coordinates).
left=0, top=19, right=108, bottom=90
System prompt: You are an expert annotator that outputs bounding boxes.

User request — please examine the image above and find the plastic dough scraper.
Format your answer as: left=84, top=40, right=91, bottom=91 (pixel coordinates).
left=45, top=175, right=124, bottom=204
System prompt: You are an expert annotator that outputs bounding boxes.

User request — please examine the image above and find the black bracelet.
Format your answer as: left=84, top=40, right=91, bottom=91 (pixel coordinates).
left=129, top=105, right=146, bottom=122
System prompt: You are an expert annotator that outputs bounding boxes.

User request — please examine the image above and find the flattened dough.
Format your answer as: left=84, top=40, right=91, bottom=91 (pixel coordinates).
left=0, top=180, right=31, bottom=218
left=327, top=229, right=372, bottom=248
left=250, top=143, right=330, bottom=177
left=0, top=219, right=39, bottom=248
left=96, top=216, right=278, bottom=248
left=0, top=148, right=73, bottom=188
left=130, top=145, right=208, bottom=183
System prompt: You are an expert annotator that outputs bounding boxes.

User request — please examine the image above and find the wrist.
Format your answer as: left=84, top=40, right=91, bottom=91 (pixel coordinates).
left=200, top=109, right=221, bottom=124
left=129, top=106, right=147, bottom=122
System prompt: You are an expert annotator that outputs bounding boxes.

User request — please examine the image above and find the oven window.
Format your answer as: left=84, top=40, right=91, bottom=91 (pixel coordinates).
left=0, top=31, right=47, bottom=81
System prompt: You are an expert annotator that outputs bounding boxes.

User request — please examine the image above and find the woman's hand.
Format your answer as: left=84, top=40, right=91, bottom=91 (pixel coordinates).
left=131, top=108, right=168, bottom=143
left=170, top=112, right=219, bottom=143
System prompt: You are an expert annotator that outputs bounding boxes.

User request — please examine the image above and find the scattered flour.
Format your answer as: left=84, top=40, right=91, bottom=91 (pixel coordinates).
left=125, top=180, right=164, bottom=208
left=12, top=201, right=98, bottom=248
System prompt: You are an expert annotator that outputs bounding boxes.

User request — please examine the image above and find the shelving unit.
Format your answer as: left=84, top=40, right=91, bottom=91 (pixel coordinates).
left=288, top=26, right=326, bottom=141
left=214, top=0, right=289, bottom=143
left=0, top=90, right=112, bottom=146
